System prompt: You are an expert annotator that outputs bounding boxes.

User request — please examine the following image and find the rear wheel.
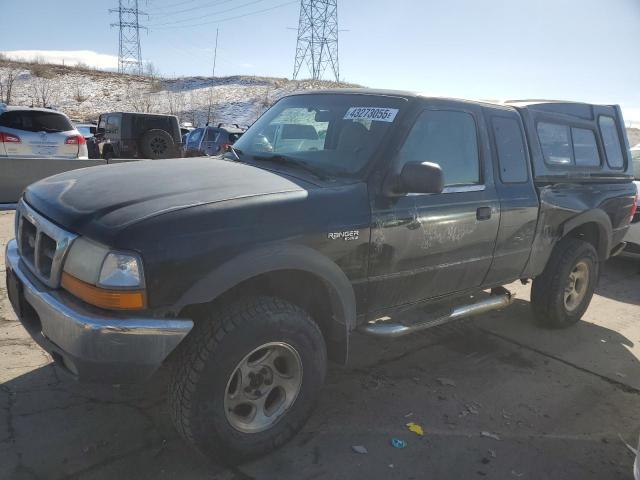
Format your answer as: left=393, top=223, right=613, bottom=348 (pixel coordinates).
left=169, top=296, right=326, bottom=464
left=531, top=238, right=599, bottom=328
left=140, top=129, right=175, bottom=159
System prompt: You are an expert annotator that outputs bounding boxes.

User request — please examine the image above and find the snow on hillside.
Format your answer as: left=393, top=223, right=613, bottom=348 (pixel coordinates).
left=0, top=60, right=357, bottom=127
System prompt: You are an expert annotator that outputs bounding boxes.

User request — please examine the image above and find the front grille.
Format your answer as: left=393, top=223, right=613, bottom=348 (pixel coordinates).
left=15, top=200, right=77, bottom=288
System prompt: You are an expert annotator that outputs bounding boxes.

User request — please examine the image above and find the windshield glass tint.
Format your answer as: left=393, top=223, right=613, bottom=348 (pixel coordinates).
left=233, top=94, right=407, bottom=176
left=0, top=111, right=73, bottom=133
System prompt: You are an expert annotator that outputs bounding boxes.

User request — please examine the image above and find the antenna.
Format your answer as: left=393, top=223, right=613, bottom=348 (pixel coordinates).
left=110, top=0, right=147, bottom=75
left=207, top=27, right=219, bottom=125
left=292, top=0, right=339, bottom=82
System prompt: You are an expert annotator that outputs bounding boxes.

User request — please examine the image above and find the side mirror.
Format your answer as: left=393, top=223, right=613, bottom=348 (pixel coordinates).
left=396, top=162, right=444, bottom=194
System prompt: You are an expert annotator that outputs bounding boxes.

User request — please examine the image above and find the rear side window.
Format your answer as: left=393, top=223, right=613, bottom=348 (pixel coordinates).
left=0, top=110, right=72, bottom=133
left=571, top=128, right=600, bottom=166
left=105, top=115, right=121, bottom=135
left=537, top=122, right=571, bottom=165
left=599, top=116, right=624, bottom=168
left=492, top=117, right=528, bottom=183
left=205, top=128, right=219, bottom=142
left=188, top=128, right=203, bottom=147
left=399, top=110, right=480, bottom=187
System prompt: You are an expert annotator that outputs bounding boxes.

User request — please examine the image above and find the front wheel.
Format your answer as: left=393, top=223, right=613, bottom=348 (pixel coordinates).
left=531, top=238, right=599, bottom=328
left=168, top=296, right=327, bottom=463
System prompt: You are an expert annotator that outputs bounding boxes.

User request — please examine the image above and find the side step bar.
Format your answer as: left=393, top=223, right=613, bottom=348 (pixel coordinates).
left=361, top=287, right=514, bottom=338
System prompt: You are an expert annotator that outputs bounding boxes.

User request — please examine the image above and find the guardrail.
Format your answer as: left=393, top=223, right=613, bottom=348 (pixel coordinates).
left=0, top=157, right=140, bottom=207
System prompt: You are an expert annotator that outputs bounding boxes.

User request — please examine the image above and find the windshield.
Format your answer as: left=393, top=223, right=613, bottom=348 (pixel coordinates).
left=232, top=94, right=407, bottom=177
left=632, top=148, right=640, bottom=180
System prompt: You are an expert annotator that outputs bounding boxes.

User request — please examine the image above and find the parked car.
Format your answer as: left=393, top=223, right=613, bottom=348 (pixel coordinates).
left=622, top=145, right=640, bottom=257
left=0, top=105, right=88, bottom=159
left=96, top=112, right=182, bottom=159
left=73, top=122, right=100, bottom=159
left=184, top=123, right=245, bottom=157
left=5, top=90, right=637, bottom=464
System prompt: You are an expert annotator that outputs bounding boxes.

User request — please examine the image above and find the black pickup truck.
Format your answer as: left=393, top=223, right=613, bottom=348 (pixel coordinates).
left=5, top=90, right=637, bottom=462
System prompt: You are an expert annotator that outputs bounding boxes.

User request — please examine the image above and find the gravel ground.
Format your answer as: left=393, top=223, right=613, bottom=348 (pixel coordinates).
left=1, top=210, right=639, bottom=480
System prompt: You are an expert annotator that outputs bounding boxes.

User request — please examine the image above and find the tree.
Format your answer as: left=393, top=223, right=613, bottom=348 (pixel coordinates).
left=127, top=89, right=158, bottom=113
left=165, top=90, right=186, bottom=118
left=145, top=62, right=162, bottom=93
left=30, top=76, right=56, bottom=107
left=0, top=66, right=20, bottom=104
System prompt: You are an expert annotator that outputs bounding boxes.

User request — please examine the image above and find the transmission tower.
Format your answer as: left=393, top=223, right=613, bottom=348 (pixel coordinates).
left=110, top=0, right=146, bottom=75
left=293, top=0, right=339, bottom=82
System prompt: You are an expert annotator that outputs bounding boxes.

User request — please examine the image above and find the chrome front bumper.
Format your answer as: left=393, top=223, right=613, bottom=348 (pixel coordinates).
left=5, top=239, right=193, bottom=383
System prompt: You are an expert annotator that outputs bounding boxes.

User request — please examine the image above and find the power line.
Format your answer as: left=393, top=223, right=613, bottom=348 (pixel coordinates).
left=293, top=0, right=339, bottom=82
left=149, top=0, right=297, bottom=30
left=110, top=0, right=147, bottom=75
left=151, top=0, right=203, bottom=11
left=148, top=0, right=233, bottom=19
left=147, top=0, right=266, bottom=27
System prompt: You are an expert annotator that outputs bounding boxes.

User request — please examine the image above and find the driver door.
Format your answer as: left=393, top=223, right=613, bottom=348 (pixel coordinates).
left=367, top=102, right=501, bottom=312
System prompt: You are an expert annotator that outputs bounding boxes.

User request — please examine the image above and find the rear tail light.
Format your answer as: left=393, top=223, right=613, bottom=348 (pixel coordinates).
left=221, top=143, right=231, bottom=152
left=631, top=192, right=638, bottom=221
left=65, top=135, right=87, bottom=145
left=0, top=132, right=21, bottom=143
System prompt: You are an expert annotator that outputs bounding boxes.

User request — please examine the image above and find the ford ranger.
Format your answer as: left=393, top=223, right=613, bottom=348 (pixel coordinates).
left=5, top=90, right=637, bottom=462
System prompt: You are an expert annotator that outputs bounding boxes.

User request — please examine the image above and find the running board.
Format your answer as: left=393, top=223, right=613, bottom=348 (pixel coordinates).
left=361, top=288, right=514, bottom=338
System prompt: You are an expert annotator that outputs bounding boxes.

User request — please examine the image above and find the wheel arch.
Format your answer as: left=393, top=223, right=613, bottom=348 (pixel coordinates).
left=560, top=209, right=612, bottom=261
left=175, top=244, right=357, bottom=364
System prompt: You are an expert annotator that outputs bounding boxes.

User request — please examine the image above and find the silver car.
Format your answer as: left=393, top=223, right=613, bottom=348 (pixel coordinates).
left=622, top=146, right=640, bottom=257
left=0, top=105, right=88, bottom=159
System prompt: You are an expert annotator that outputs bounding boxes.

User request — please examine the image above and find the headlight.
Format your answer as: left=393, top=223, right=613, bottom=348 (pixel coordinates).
left=62, top=237, right=146, bottom=310
left=98, top=252, right=142, bottom=288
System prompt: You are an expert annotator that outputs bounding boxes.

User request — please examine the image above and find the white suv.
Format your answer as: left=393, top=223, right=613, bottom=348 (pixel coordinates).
left=0, top=105, right=88, bottom=159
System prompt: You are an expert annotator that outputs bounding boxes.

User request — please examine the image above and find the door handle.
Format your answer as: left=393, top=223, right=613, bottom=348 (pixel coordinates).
left=476, top=207, right=492, bottom=221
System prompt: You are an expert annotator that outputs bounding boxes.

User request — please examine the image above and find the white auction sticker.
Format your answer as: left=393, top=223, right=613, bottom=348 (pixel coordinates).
left=343, top=107, right=399, bottom=123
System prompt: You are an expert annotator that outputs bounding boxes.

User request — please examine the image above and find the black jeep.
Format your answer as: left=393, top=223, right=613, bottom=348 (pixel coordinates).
left=96, top=112, right=182, bottom=160
left=5, top=90, right=637, bottom=463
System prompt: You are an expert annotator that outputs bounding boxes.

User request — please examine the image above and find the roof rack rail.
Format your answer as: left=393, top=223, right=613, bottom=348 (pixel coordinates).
left=503, top=99, right=567, bottom=104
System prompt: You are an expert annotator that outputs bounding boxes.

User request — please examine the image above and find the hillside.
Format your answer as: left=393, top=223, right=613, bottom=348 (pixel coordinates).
left=1, top=60, right=639, bottom=147
left=0, top=60, right=357, bottom=127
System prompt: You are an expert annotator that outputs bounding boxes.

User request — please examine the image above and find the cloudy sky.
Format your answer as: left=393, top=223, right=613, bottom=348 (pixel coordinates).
left=2, top=0, right=640, bottom=122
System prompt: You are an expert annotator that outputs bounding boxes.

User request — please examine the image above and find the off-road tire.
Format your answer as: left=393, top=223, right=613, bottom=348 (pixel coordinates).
left=530, top=238, right=599, bottom=328
left=140, top=129, right=175, bottom=159
left=168, top=296, right=327, bottom=464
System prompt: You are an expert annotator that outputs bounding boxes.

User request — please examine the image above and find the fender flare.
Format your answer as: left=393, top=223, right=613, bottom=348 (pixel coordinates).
left=560, top=209, right=612, bottom=260
left=175, top=243, right=357, bottom=363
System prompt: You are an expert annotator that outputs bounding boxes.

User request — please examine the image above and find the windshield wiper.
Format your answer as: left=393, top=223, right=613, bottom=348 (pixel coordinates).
left=252, top=154, right=329, bottom=180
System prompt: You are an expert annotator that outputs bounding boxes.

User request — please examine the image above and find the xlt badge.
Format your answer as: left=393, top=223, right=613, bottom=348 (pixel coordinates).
left=328, top=230, right=360, bottom=241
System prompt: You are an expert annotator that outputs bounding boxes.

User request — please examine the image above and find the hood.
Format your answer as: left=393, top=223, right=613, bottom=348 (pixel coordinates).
left=24, top=158, right=308, bottom=240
